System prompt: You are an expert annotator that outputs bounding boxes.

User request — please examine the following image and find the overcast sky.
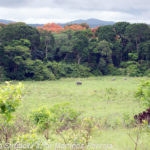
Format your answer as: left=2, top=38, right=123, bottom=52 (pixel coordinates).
left=0, top=0, right=150, bottom=24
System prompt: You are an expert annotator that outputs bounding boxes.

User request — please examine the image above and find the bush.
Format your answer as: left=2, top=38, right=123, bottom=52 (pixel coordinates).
left=0, top=82, right=24, bottom=121
left=120, top=61, right=137, bottom=68
left=30, top=103, right=82, bottom=142
left=16, top=132, right=44, bottom=150
left=0, top=82, right=24, bottom=143
left=139, top=60, right=149, bottom=74
left=25, top=60, right=55, bottom=81
left=135, top=80, right=150, bottom=107
left=0, top=66, right=7, bottom=81
left=30, top=107, right=53, bottom=140
left=126, top=64, right=141, bottom=77
left=91, top=69, right=102, bottom=76
left=47, top=62, right=91, bottom=79
left=144, top=69, right=150, bottom=77
left=117, top=68, right=126, bottom=75
left=69, top=64, right=91, bottom=78
left=107, top=64, right=124, bottom=75
left=49, top=103, right=81, bottom=131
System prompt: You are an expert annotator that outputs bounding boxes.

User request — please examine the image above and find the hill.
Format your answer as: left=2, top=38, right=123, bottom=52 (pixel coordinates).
left=0, top=19, right=15, bottom=24
left=59, top=18, right=115, bottom=28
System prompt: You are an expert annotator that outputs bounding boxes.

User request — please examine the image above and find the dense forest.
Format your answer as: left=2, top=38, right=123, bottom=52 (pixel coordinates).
left=0, top=22, right=150, bottom=80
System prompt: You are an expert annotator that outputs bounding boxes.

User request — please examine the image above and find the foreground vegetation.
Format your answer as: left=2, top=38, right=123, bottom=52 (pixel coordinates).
left=1, top=76, right=150, bottom=150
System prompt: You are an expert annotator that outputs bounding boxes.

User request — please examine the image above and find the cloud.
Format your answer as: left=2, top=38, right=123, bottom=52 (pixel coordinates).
left=0, top=0, right=149, bottom=23
left=0, top=0, right=30, bottom=7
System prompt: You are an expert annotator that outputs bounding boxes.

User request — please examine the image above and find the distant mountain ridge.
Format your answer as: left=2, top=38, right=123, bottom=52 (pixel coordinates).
left=59, top=18, right=115, bottom=28
left=0, top=18, right=115, bottom=28
left=0, top=19, right=15, bottom=24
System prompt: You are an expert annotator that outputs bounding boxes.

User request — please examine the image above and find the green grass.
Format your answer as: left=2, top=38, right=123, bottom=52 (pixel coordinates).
left=15, top=76, right=150, bottom=150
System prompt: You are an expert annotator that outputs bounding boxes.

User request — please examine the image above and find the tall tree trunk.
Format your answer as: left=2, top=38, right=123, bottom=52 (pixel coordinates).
left=77, top=53, right=81, bottom=64
left=45, top=41, right=48, bottom=59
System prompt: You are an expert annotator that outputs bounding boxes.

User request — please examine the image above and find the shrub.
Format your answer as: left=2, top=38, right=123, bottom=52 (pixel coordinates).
left=135, top=80, right=150, bottom=107
left=144, top=69, right=150, bottom=77
left=120, top=61, right=137, bottom=68
left=69, top=64, right=91, bottom=78
left=30, top=107, right=53, bottom=140
left=0, top=66, right=7, bottom=81
left=91, top=69, right=102, bottom=76
left=50, top=103, right=81, bottom=131
left=30, top=103, right=85, bottom=145
left=126, top=64, right=141, bottom=77
left=25, top=60, right=55, bottom=81
left=58, top=117, right=96, bottom=147
left=0, top=82, right=24, bottom=144
left=0, top=82, right=24, bottom=121
left=16, top=132, right=44, bottom=150
left=107, top=64, right=124, bottom=75
left=47, top=62, right=91, bottom=79
left=138, top=60, right=149, bottom=74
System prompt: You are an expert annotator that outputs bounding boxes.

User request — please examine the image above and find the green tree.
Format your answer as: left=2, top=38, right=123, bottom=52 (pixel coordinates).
left=54, top=30, right=74, bottom=62
left=113, top=22, right=130, bottom=40
left=72, top=31, right=89, bottom=64
left=112, top=40, right=122, bottom=66
left=39, top=30, right=55, bottom=61
left=138, top=40, right=150, bottom=62
left=113, top=22, right=130, bottom=62
left=3, top=39, right=31, bottom=80
left=125, top=23, right=150, bottom=51
left=96, top=40, right=113, bottom=74
left=96, top=25, right=116, bottom=42
left=0, top=23, right=40, bottom=59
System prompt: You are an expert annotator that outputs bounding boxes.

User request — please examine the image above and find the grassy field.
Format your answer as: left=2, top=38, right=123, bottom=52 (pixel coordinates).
left=15, top=76, right=150, bottom=150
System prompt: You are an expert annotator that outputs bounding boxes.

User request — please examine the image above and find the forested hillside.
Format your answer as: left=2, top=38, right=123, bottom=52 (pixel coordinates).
left=0, top=22, right=150, bottom=80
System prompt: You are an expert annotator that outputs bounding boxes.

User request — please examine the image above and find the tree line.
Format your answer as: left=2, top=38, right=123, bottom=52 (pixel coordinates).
left=0, top=22, right=150, bottom=80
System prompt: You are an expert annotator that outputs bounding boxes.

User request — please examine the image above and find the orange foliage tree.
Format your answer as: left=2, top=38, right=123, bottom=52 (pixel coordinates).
left=64, top=24, right=87, bottom=31
left=91, top=27, right=99, bottom=33
left=37, top=23, right=64, bottom=33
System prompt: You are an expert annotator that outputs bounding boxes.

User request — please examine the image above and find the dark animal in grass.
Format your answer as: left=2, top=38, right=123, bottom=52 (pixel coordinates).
left=134, top=108, right=150, bottom=124
left=112, top=78, right=116, bottom=81
left=76, top=81, right=82, bottom=85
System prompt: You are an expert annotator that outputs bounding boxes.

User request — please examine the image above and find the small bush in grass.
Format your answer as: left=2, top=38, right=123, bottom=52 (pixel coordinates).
left=135, top=80, right=150, bottom=108
left=30, top=107, right=53, bottom=140
left=30, top=103, right=96, bottom=148
left=15, top=132, right=44, bottom=150
left=58, top=117, right=96, bottom=148
left=30, top=103, right=81, bottom=140
left=134, top=80, right=150, bottom=128
left=50, top=103, right=81, bottom=130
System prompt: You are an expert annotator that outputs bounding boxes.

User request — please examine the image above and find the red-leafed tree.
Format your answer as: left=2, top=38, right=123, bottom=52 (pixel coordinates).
left=37, top=23, right=64, bottom=33
left=64, top=24, right=86, bottom=31
left=91, top=27, right=99, bottom=33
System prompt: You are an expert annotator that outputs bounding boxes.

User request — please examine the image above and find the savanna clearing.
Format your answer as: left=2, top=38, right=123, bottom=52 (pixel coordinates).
left=11, top=76, right=150, bottom=150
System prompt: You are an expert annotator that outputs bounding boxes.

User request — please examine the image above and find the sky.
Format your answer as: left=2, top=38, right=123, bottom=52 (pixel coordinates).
left=0, top=0, right=150, bottom=24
